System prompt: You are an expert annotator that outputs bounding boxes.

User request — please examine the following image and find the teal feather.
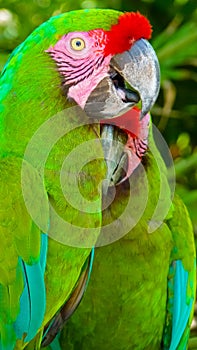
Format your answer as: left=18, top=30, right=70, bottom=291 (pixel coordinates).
left=169, top=260, right=194, bottom=350
left=14, top=258, right=31, bottom=339
left=86, top=248, right=94, bottom=287
left=39, top=233, right=48, bottom=272
left=14, top=234, right=48, bottom=342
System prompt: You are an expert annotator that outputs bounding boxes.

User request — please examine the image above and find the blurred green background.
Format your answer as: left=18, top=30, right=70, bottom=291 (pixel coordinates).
left=0, top=0, right=197, bottom=345
left=0, top=0, right=196, bottom=230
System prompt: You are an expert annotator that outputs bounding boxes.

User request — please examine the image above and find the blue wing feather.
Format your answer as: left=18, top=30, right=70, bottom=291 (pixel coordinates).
left=14, top=233, right=48, bottom=343
left=168, top=260, right=194, bottom=350
left=86, top=247, right=94, bottom=285
left=39, top=233, right=48, bottom=272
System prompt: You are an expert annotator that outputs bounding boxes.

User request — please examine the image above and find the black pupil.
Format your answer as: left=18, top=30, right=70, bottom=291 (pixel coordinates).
left=76, top=41, right=82, bottom=47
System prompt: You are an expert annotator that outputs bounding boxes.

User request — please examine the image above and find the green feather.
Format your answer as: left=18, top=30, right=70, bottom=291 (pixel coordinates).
left=0, top=8, right=127, bottom=349
left=61, top=118, right=196, bottom=350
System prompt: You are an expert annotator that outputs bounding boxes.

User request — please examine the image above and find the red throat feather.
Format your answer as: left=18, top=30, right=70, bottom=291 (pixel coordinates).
left=104, top=12, right=152, bottom=56
left=101, top=108, right=140, bottom=139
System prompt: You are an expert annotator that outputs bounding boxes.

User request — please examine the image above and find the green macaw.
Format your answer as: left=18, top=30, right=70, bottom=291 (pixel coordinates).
left=60, top=108, right=196, bottom=350
left=0, top=7, right=195, bottom=350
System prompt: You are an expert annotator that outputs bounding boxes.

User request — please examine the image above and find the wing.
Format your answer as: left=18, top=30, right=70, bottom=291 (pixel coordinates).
left=163, top=195, right=196, bottom=350
left=0, top=157, right=49, bottom=349
left=41, top=248, right=94, bottom=347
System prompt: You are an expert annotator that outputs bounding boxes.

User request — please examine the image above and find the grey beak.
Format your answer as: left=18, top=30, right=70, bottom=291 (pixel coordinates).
left=111, top=39, right=160, bottom=119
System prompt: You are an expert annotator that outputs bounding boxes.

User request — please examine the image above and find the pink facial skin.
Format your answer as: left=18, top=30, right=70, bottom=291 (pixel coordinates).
left=46, top=30, right=112, bottom=108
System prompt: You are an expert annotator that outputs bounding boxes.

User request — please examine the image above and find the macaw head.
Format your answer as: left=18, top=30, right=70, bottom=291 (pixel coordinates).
left=46, top=9, right=160, bottom=120
left=43, top=9, right=160, bottom=187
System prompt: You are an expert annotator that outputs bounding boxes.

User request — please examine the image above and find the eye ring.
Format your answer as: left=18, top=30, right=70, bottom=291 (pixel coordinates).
left=70, top=37, right=86, bottom=51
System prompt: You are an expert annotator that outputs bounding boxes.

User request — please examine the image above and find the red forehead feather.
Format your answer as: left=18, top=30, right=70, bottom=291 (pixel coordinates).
left=104, top=12, right=152, bottom=56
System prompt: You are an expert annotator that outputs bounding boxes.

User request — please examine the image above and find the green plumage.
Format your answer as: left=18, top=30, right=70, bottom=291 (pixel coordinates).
left=0, top=9, right=124, bottom=349
left=0, top=8, right=195, bottom=350
left=61, top=121, right=196, bottom=350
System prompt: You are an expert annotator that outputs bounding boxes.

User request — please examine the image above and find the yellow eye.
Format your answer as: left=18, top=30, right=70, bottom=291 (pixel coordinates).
left=70, top=38, right=86, bottom=51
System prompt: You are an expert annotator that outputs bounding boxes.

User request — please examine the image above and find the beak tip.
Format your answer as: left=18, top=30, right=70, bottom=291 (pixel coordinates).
left=140, top=99, right=154, bottom=120
left=118, top=38, right=160, bottom=120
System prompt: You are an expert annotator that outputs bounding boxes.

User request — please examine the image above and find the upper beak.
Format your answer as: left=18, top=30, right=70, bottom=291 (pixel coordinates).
left=84, top=39, right=160, bottom=120
left=111, top=39, right=160, bottom=119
